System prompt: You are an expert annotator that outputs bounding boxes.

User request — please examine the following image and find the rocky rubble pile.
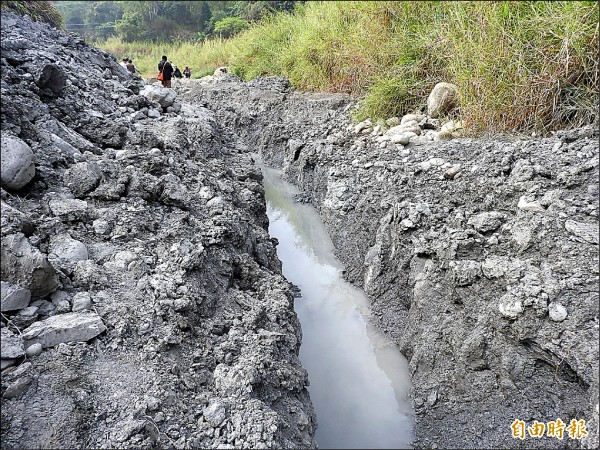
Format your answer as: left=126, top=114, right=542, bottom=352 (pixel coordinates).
left=178, top=75, right=599, bottom=449
left=1, top=12, right=315, bottom=449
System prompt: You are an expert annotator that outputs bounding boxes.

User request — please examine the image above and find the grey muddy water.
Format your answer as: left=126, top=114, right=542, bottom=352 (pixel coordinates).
left=262, top=165, right=414, bottom=449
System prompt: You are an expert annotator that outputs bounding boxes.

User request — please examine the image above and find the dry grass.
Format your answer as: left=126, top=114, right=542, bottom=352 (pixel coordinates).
left=99, top=1, right=599, bottom=134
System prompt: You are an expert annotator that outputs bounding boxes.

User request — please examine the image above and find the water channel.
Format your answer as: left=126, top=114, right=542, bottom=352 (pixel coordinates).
left=262, top=165, right=414, bottom=449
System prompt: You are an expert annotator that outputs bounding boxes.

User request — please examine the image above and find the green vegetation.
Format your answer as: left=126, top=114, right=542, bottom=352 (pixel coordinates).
left=1, top=0, right=63, bottom=28
left=102, top=1, right=598, bottom=134
left=53, top=1, right=301, bottom=43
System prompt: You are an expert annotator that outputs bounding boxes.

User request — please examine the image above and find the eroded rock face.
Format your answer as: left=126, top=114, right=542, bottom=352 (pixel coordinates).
left=178, top=75, right=599, bottom=449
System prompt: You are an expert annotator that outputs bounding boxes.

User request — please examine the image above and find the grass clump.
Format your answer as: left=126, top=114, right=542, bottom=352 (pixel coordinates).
left=99, top=1, right=599, bottom=134
left=1, top=1, right=63, bottom=29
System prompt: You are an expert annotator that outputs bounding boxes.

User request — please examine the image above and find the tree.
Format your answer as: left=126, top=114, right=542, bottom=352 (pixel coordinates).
left=114, top=10, right=148, bottom=42
left=213, top=16, right=248, bottom=38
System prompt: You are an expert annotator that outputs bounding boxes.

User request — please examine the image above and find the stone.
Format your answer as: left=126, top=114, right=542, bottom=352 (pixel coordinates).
left=204, top=401, right=227, bottom=427
left=440, top=120, right=463, bottom=133
left=1, top=281, right=31, bottom=311
left=401, top=114, right=426, bottom=125
left=1, top=327, right=25, bottom=359
left=467, top=212, right=506, bottom=233
left=387, top=124, right=421, bottom=136
left=50, top=133, right=82, bottom=159
left=517, top=196, right=545, bottom=212
left=63, top=161, right=102, bottom=197
left=48, top=234, right=88, bottom=275
left=22, top=311, right=106, bottom=348
left=25, top=343, right=43, bottom=357
left=54, top=299, right=71, bottom=314
left=213, top=67, right=228, bottom=77
left=2, top=376, right=33, bottom=399
left=72, top=260, right=107, bottom=288
left=498, top=293, right=523, bottom=319
left=0, top=133, right=36, bottom=190
left=444, top=164, right=462, bottom=179
left=427, top=82, right=459, bottom=118
left=428, top=158, right=446, bottom=167
left=35, top=63, right=67, bottom=95
left=147, top=109, right=161, bottom=118
left=1, top=233, right=59, bottom=299
left=548, top=302, right=568, bottom=322
left=71, top=292, right=92, bottom=312
left=390, top=132, right=416, bottom=145
left=1, top=359, right=16, bottom=370
left=1, top=201, right=35, bottom=237
left=140, top=85, right=177, bottom=109
left=92, top=219, right=111, bottom=235
left=48, top=198, right=88, bottom=220
left=510, top=159, right=534, bottom=182
left=564, top=220, right=599, bottom=244
left=12, top=306, right=39, bottom=329
left=400, top=219, right=415, bottom=230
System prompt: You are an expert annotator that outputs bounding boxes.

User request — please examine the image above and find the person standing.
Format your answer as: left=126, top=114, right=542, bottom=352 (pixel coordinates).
left=157, top=55, right=174, bottom=88
left=126, top=59, right=137, bottom=74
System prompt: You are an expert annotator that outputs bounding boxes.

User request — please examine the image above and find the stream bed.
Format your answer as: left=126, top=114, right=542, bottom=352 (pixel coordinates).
left=262, top=165, right=414, bottom=449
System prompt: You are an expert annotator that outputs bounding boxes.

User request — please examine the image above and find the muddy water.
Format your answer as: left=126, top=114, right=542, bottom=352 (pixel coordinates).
left=262, top=166, right=414, bottom=449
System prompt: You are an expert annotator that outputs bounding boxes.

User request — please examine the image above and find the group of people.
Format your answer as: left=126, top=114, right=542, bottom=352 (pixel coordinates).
left=120, top=57, right=140, bottom=74
left=119, top=55, right=192, bottom=89
left=157, top=55, right=191, bottom=88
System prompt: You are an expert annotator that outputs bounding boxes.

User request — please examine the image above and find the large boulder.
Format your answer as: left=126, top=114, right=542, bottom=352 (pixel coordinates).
left=427, top=82, right=459, bottom=118
left=1, top=233, right=60, bottom=299
left=63, top=161, right=102, bottom=197
left=0, top=133, right=36, bottom=190
left=34, top=63, right=68, bottom=97
left=48, top=234, right=89, bottom=275
left=140, top=85, right=177, bottom=108
left=22, top=311, right=106, bottom=348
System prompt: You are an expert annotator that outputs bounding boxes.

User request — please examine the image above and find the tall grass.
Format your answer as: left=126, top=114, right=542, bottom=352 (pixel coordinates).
left=99, top=1, right=599, bottom=134
left=97, top=36, right=240, bottom=78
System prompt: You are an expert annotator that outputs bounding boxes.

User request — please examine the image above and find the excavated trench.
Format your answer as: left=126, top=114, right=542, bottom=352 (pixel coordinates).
left=1, top=12, right=598, bottom=448
left=261, top=164, right=414, bottom=449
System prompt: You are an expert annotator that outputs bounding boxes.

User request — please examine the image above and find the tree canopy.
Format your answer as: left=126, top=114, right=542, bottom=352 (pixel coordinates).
left=53, top=1, right=302, bottom=42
